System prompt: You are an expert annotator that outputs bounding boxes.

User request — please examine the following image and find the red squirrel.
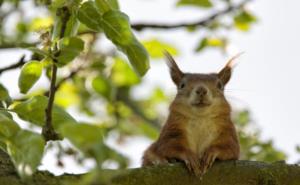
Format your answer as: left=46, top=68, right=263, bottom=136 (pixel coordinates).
left=142, top=52, right=240, bottom=176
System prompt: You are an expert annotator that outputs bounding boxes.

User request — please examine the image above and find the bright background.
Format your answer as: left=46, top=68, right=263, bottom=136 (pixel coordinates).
left=122, top=0, right=300, bottom=164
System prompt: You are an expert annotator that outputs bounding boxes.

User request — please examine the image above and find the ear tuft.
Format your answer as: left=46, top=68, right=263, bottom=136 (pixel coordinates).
left=163, top=51, right=184, bottom=86
left=218, top=52, right=243, bottom=85
left=225, top=52, right=244, bottom=68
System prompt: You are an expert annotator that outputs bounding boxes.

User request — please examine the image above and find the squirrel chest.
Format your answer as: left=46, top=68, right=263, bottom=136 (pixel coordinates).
left=185, top=118, right=219, bottom=156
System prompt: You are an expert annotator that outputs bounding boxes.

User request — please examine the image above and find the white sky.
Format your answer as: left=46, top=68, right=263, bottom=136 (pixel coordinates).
left=0, top=0, right=300, bottom=174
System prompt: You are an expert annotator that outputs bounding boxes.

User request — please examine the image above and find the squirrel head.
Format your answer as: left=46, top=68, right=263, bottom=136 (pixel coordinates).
left=164, top=52, right=241, bottom=117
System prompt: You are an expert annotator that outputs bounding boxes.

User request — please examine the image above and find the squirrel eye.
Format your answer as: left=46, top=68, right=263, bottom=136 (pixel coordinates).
left=179, top=82, right=185, bottom=89
left=217, top=81, right=224, bottom=90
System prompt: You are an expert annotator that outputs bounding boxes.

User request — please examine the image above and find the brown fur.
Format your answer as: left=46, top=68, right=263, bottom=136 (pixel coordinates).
left=142, top=52, right=240, bottom=176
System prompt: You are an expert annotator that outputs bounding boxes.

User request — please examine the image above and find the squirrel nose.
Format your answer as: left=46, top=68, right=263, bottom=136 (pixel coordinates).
left=195, top=86, right=208, bottom=96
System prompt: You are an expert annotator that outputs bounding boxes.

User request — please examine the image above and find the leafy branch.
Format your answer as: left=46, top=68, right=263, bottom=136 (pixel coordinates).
left=0, top=55, right=26, bottom=75
left=42, top=7, right=71, bottom=141
left=131, top=0, right=252, bottom=31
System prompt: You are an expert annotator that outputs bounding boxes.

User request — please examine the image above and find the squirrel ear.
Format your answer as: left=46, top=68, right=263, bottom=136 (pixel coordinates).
left=163, top=51, right=184, bottom=86
left=218, top=52, right=243, bottom=85
left=218, top=66, right=232, bottom=85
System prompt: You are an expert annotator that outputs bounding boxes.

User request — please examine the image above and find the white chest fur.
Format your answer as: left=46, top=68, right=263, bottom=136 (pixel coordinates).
left=185, top=118, right=218, bottom=156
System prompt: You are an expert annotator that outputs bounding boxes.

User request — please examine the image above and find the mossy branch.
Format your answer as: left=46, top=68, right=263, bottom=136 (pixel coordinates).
left=0, top=149, right=299, bottom=185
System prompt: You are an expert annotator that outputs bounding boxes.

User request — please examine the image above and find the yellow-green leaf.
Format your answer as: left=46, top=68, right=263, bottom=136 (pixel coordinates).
left=124, top=39, right=150, bottom=76
left=12, top=96, right=77, bottom=128
left=92, top=76, right=114, bottom=100
left=143, top=38, right=178, bottom=59
left=177, top=0, right=213, bottom=8
left=18, top=61, right=43, bottom=94
left=0, top=84, right=9, bottom=101
left=78, top=1, right=103, bottom=31
left=234, top=10, right=257, bottom=32
left=7, top=130, right=45, bottom=178
left=102, top=10, right=134, bottom=45
left=59, top=123, right=104, bottom=152
left=56, top=37, right=84, bottom=66
left=111, top=58, right=140, bottom=87
left=0, top=112, right=20, bottom=139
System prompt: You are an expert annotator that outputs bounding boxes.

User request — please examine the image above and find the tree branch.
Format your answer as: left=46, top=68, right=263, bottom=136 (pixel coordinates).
left=131, top=0, right=252, bottom=31
left=0, top=149, right=299, bottom=185
left=42, top=7, right=71, bottom=141
left=44, top=64, right=84, bottom=97
left=0, top=55, right=26, bottom=75
left=0, top=42, right=39, bottom=49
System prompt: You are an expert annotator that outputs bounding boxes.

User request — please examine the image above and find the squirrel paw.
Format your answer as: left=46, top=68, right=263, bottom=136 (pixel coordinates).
left=200, top=150, right=217, bottom=175
left=181, top=154, right=201, bottom=177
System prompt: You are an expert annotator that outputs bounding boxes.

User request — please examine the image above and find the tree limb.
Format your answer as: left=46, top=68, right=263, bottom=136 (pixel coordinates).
left=0, top=55, right=26, bottom=75
left=131, top=0, right=252, bottom=31
left=0, top=149, right=299, bottom=185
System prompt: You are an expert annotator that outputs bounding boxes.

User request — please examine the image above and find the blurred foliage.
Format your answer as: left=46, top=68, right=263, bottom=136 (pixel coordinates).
left=233, top=110, right=286, bottom=162
left=0, top=0, right=288, bottom=183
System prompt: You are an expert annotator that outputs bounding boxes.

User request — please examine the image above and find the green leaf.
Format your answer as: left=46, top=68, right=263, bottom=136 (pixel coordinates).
left=94, top=0, right=120, bottom=14
left=102, top=10, right=134, bottom=45
left=111, top=58, right=140, bottom=87
left=138, top=122, right=159, bottom=140
left=77, top=1, right=103, bottom=31
left=177, top=0, right=213, bottom=8
left=56, top=37, right=84, bottom=66
left=101, top=10, right=150, bottom=76
left=64, top=12, right=80, bottom=37
left=0, top=84, right=9, bottom=101
left=92, top=76, right=114, bottom=100
left=124, top=39, right=150, bottom=76
left=12, top=95, right=77, bottom=128
left=7, top=130, right=45, bottom=177
left=195, top=37, right=226, bottom=52
left=29, top=17, right=53, bottom=32
left=0, top=112, right=20, bottom=139
left=59, top=123, right=104, bottom=152
left=27, top=47, right=50, bottom=58
left=78, top=5, right=150, bottom=76
left=142, top=38, right=178, bottom=59
left=107, top=0, right=119, bottom=10
left=55, top=82, right=80, bottom=108
left=95, top=0, right=111, bottom=13
left=150, top=87, right=168, bottom=103
left=234, top=10, right=257, bottom=31
left=18, top=61, right=43, bottom=94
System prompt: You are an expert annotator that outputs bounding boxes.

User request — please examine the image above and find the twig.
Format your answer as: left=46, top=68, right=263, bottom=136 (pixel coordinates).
left=116, top=90, right=161, bottom=129
left=44, top=64, right=84, bottom=97
left=0, top=42, right=38, bottom=49
left=42, top=6, right=70, bottom=141
left=131, top=0, right=251, bottom=31
left=0, top=55, right=26, bottom=75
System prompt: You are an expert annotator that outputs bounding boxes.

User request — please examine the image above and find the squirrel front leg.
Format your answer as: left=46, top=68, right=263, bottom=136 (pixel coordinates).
left=200, top=134, right=239, bottom=175
left=158, top=144, right=201, bottom=176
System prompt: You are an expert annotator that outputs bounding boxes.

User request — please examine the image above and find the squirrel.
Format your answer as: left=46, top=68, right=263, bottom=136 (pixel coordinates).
left=142, top=52, right=240, bottom=176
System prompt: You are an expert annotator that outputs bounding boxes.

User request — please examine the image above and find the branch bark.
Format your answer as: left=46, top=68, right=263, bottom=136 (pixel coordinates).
left=0, top=149, right=299, bottom=185
left=0, top=55, right=26, bottom=75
